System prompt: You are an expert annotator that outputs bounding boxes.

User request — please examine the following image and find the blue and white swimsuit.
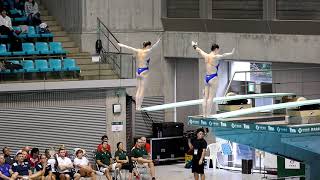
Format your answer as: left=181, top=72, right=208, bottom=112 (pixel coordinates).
left=137, top=58, right=150, bottom=75
left=205, top=63, right=219, bottom=84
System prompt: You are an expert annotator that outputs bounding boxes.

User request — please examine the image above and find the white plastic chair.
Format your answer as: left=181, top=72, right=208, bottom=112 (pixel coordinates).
left=205, top=143, right=221, bottom=171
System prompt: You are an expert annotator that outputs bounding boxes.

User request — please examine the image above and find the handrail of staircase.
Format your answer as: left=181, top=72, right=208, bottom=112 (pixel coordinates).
left=97, top=17, right=121, bottom=53
left=101, top=48, right=121, bottom=75
left=224, top=67, right=320, bottom=96
left=97, top=17, right=120, bottom=44
left=97, top=17, right=137, bottom=79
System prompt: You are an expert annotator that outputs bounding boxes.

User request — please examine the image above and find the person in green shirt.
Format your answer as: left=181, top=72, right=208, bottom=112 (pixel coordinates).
left=115, top=142, right=134, bottom=180
left=131, top=139, right=156, bottom=180
left=95, top=141, right=113, bottom=180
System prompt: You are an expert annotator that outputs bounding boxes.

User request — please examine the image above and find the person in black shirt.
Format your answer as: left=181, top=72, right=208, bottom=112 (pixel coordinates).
left=11, top=153, right=32, bottom=179
left=188, top=128, right=207, bottom=180
left=2, top=147, right=14, bottom=166
left=115, top=142, right=134, bottom=180
left=35, top=154, right=53, bottom=179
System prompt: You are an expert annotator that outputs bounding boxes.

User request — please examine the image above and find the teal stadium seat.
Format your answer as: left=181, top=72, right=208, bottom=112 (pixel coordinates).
left=22, top=60, right=37, bottom=73
left=27, top=26, right=39, bottom=38
left=13, top=43, right=40, bottom=56
left=49, top=42, right=67, bottom=54
left=35, top=42, right=53, bottom=55
left=62, top=58, right=80, bottom=71
left=0, top=44, right=11, bottom=56
left=35, top=59, right=53, bottom=72
left=48, top=59, right=62, bottom=72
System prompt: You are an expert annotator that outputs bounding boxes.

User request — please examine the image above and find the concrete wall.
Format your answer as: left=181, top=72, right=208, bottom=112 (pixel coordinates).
left=80, top=0, right=163, bottom=54
left=105, top=89, right=127, bottom=151
left=41, top=0, right=82, bottom=46
left=272, top=62, right=320, bottom=99
left=164, top=32, right=320, bottom=64
left=40, top=0, right=320, bottom=65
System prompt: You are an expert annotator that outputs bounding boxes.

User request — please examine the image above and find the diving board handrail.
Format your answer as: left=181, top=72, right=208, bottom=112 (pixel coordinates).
left=207, top=99, right=320, bottom=120
left=224, top=66, right=320, bottom=96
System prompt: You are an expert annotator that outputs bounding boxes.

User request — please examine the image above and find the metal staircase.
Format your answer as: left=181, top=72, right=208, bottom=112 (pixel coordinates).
left=39, top=3, right=135, bottom=80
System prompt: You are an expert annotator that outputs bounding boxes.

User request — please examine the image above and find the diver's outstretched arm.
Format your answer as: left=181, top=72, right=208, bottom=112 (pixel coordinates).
left=216, top=48, right=235, bottom=58
left=118, top=43, right=139, bottom=52
left=149, top=38, right=161, bottom=51
left=192, top=41, right=208, bottom=58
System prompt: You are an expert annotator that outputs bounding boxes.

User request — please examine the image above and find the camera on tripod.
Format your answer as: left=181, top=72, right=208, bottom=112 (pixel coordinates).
left=184, top=127, right=209, bottom=140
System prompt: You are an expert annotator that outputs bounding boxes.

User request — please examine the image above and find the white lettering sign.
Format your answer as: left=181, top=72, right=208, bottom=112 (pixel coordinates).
left=220, top=122, right=227, bottom=127
left=268, top=126, right=275, bottom=131
left=243, top=124, right=250, bottom=129
left=285, top=159, right=300, bottom=169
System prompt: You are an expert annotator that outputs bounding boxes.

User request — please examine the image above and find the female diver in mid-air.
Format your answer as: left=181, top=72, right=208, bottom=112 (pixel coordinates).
left=118, top=38, right=161, bottom=110
left=192, top=41, right=235, bottom=117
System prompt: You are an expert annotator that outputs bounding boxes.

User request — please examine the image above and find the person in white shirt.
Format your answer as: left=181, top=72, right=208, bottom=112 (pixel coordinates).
left=0, top=9, right=21, bottom=52
left=0, top=10, right=12, bottom=29
left=45, top=149, right=58, bottom=180
left=73, top=148, right=96, bottom=180
left=25, top=0, right=41, bottom=25
left=0, top=9, right=15, bottom=35
left=57, top=148, right=80, bottom=180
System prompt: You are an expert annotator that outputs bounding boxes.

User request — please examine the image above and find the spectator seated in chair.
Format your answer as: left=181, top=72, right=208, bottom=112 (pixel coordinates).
left=0, top=153, right=14, bottom=180
left=28, top=148, right=39, bottom=172
left=56, top=148, right=80, bottom=180
left=131, top=139, right=156, bottom=180
left=0, top=9, right=21, bottom=39
left=2, top=147, right=15, bottom=166
left=96, top=141, right=120, bottom=180
left=73, top=148, right=95, bottom=180
left=11, top=152, right=35, bottom=180
left=24, top=0, right=41, bottom=26
left=115, top=142, right=134, bottom=180
left=34, top=154, right=54, bottom=180
left=45, top=149, right=58, bottom=180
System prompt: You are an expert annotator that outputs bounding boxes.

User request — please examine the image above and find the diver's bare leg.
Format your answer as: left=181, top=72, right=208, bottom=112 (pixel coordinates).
left=202, top=85, right=209, bottom=117
left=206, top=77, right=218, bottom=116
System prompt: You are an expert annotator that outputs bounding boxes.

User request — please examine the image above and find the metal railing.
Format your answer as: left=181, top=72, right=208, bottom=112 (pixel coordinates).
left=97, top=17, right=136, bottom=79
left=262, top=175, right=306, bottom=180
left=224, top=67, right=320, bottom=97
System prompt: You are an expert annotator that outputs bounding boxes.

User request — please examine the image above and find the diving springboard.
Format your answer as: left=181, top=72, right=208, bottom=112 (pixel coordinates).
left=207, top=99, right=320, bottom=120
left=141, top=93, right=295, bottom=112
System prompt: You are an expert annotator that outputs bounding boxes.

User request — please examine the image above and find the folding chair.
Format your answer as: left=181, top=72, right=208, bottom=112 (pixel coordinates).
left=131, top=160, right=150, bottom=180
